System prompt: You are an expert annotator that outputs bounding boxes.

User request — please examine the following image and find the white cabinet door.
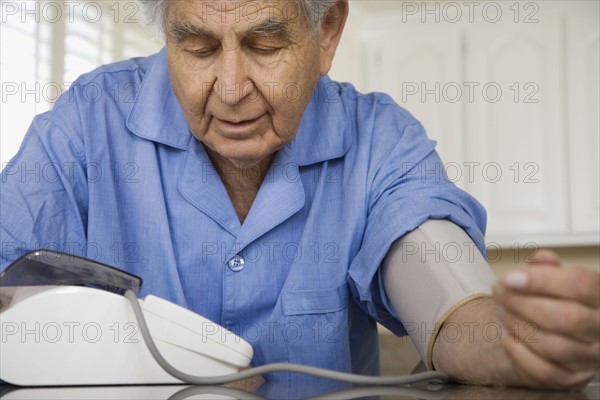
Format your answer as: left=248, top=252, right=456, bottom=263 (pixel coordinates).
left=566, top=3, right=600, bottom=236
left=463, top=4, right=567, bottom=241
left=358, top=2, right=599, bottom=246
left=362, top=19, right=464, bottom=171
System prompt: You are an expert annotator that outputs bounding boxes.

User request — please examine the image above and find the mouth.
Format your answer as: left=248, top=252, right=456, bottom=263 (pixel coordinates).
left=214, top=114, right=266, bottom=137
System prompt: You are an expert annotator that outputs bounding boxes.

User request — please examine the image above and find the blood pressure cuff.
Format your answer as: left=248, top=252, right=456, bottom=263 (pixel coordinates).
left=382, top=219, right=497, bottom=369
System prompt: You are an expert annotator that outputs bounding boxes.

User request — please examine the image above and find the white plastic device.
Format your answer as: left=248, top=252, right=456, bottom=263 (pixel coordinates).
left=0, top=250, right=450, bottom=388
left=0, top=285, right=253, bottom=386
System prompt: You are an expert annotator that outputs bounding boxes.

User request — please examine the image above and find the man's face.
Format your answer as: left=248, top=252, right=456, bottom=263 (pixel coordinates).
left=166, top=0, right=322, bottom=164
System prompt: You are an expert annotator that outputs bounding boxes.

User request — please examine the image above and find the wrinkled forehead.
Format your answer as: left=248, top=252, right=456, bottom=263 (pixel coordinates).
left=166, top=0, right=308, bottom=32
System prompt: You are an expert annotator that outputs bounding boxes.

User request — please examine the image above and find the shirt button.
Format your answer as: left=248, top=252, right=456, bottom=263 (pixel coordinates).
left=228, top=255, right=245, bottom=272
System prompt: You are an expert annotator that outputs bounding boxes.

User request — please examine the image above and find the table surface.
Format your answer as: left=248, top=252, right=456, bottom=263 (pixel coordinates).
left=1, top=375, right=598, bottom=399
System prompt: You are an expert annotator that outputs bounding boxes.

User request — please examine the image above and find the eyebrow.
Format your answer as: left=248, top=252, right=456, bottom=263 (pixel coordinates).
left=167, top=18, right=294, bottom=43
left=246, top=18, right=293, bottom=40
left=167, top=21, right=210, bottom=41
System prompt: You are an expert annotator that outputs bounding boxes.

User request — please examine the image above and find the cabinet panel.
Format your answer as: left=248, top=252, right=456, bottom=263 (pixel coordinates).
left=362, top=23, right=463, bottom=168
left=463, top=7, right=567, bottom=238
left=567, top=6, right=600, bottom=234
left=356, top=2, right=599, bottom=246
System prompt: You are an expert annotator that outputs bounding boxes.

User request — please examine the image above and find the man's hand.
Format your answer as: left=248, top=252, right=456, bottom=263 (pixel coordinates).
left=493, top=250, right=600, bottom=390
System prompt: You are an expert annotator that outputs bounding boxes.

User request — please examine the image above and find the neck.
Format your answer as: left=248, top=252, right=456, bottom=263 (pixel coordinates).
left=206, top=150, right=274, bottom=192
left=206, top=149, right=275, bottom=223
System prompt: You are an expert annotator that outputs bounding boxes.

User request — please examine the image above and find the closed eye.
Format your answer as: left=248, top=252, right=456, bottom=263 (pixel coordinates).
left=186, top=47, right=220, bottom=58
left=249, top=46, right=281, bottom=55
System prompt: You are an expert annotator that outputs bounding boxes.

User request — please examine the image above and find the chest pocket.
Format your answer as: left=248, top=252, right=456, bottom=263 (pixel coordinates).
left=280, top=283, right=352, bottom=373
left=282, top=283, right=349, bottom=315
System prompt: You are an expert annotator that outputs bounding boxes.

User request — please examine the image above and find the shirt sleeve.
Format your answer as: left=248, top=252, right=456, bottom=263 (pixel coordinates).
left=0, top=105, right=89, bottom=272
left=347, top=120, right=488, bottom=336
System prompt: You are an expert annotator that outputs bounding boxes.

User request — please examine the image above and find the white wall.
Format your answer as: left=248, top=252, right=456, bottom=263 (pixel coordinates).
left=328, top=1, right=366, bottom=90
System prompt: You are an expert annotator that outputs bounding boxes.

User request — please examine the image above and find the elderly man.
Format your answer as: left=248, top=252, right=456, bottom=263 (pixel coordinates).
left=1, top=0, right=598, bottom=392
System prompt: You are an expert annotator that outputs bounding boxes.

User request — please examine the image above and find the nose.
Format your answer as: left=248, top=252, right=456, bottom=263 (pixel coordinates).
left=214, top=48, right=255, bottom=105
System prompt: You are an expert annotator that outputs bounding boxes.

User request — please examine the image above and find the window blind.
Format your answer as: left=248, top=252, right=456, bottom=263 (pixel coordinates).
left=1, top=0, right=161, bottom=164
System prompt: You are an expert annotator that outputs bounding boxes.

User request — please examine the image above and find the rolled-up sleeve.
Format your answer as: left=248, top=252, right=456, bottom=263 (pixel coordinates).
left=347, top=120, right=488, bottom=336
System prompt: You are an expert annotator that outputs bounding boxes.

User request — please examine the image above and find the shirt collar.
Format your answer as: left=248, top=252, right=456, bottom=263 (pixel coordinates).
left=128, top=49, right=352, bottom=164
left=127, top=48, right=192, bottom=150
left=287, top=75, right=352, bottom=166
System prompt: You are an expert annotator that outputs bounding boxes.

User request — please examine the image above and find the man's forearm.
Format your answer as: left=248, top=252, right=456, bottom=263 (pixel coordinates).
left=431, top=296, right=522, bottom=386
left=384, top=220, right=599, bottom=390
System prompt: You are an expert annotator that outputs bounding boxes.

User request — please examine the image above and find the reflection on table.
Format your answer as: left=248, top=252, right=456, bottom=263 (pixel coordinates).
left=1, top=375, right=598, bottom=400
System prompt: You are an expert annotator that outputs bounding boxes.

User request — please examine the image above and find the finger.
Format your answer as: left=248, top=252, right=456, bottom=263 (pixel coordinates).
left=494, top=286, right=600, bottom=343
left=502, top=266, right=600, bottom=308
left=527, top=249, right=561, bottom=267
left=498, top=307, right=600, bottom=372
left=501, top=329, right=598, bottom=390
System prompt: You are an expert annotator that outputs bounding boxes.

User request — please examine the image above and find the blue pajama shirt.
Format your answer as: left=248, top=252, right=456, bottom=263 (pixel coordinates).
left=0, top=49, right=487, bottom=388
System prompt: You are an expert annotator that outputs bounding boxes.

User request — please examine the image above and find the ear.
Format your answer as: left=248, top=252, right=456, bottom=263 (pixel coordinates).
left=318, top=0, right=349, bottom=76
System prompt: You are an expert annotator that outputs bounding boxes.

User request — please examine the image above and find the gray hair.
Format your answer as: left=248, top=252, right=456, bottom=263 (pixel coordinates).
left=139, top=0, right=338, bottom=37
